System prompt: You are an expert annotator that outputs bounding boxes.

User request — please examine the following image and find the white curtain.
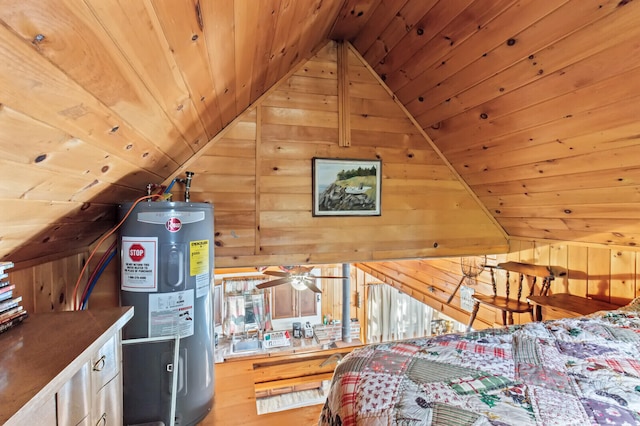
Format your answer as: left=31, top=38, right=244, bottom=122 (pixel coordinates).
left=367, top=283, right=434, bottom=343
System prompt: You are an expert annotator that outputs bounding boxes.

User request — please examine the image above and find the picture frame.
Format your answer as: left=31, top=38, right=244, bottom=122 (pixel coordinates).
left=312, top=157, right=382, bottom=216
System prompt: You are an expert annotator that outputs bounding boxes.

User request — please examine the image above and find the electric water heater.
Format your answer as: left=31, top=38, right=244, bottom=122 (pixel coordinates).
left=119, top=201, right=215, bottom=426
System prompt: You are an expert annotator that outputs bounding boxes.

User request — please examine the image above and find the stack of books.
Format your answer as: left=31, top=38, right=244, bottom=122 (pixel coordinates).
left=0, top=261, right=28, bottom=334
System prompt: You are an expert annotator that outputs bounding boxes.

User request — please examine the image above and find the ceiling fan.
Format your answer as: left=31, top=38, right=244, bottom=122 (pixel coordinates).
left=255, top=266, right=346, bottom=293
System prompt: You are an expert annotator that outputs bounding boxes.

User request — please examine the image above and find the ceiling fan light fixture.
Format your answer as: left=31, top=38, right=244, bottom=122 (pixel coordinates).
left=256, top=265, right=343, bottom=293
left=290, top=277, right=307, bottom=291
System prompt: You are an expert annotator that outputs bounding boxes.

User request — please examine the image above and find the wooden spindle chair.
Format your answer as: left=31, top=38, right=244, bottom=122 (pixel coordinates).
left=467, top=261, right=554, bottom=331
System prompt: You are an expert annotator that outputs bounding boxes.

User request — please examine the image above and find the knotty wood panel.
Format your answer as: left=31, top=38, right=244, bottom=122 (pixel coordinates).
left=610, top=249, right=635, bottom=307
left=0, top=106, right=159, bottom=189
left=361, top=0, right=438, bottom=68
left=420, top=23, right=640, bottom=132
left=435, top=70, right=640, bottom=157
left=0, top=0, right=194, bottom=164
left=350, top=0, right=409, bottom=54
left=382, top=0, right=515, bottom=91
left=408, top=0, right=621, bottom=123
left=374, top=0, right=476, bottom=79
left=183, top=40, right=506, bottom=268
left=330, top=0, right=383, bottom=41
left=248, top=0, right=282, bottom=104
left=342, top=0, right=640, bottom=249
left=394, top=0, right=566, bottom=103
left=9, top=252, right=87, bottom=314
left=0, top=24, right=176, bottom=176
left=0, top=0, right=349, bottom=264
left=2, top=0, right=638, bottom=280
left=85, top=0, right=207, bottom=149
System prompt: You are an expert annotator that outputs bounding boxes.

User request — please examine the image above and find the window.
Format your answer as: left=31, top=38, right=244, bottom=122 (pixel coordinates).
left=222, top=277, right=271, bottom=337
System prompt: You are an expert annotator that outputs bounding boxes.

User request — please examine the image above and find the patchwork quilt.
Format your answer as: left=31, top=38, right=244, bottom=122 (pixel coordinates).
left=319, top=299, right=640, bottom=425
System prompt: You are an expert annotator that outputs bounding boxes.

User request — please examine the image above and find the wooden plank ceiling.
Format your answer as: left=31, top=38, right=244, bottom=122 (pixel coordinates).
left=350, top=0, right=640, bottom=249
left=1, top=0, right=639, bottom=263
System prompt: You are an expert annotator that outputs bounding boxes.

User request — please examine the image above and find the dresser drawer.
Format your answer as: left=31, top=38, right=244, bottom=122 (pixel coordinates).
left=57, top=363, right=91, bottom=426
left=91, top=334, right=120, bottom=392
left=92, top=375, right=123, bottom=426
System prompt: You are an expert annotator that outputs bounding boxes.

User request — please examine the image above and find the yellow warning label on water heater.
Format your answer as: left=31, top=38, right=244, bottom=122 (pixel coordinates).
left=189, top=240, right=209, bottom=276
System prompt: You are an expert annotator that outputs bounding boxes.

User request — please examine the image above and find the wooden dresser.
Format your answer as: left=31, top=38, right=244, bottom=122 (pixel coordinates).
left=0, top=307, right=133, bottom=425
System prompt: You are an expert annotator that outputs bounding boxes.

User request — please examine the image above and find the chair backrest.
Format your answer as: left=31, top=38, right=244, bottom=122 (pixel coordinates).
left=490, top=262, right=555, bottom=301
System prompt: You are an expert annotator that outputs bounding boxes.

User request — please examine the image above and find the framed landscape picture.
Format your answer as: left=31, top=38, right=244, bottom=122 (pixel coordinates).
left=312, top=158, right=382, bottom=216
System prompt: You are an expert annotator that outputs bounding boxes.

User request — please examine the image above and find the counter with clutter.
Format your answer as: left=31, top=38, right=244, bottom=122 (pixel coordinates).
left=214, top=319, right=361, bottom=363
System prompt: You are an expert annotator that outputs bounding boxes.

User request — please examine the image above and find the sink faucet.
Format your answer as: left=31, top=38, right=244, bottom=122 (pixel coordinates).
left=320, top=353, right=343, bottom=367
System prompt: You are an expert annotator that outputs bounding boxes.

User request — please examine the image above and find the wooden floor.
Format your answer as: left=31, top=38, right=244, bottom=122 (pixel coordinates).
left=198, top=357, right=324, bottom=426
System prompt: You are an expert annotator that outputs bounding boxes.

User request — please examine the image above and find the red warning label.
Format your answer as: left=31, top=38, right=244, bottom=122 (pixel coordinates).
left=128, top=243, right=145, bottom=262
left=121, top=237, right=157, bottom=292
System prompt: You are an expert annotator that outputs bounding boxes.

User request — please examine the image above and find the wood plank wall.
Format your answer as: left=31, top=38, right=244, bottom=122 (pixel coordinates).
left=7, top=234, right=120, bottom=314
left=10, top=233, right=638, bottom=326
left=4, top=40, right=507, bottom=313
left=172, top=40, right=507, bottom=269
left=360, top=237, right=640, bottom=329
left=13, top=40, right=638, bottom=324
left=507, top=238, right=638, bottom=307
left=9, top=252, right=86, bottom=314
left=11, top=36, right=640, bottom=322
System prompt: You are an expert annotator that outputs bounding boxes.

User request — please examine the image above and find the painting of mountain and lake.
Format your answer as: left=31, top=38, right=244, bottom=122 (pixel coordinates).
left=312, top=158, right=381, bottom=216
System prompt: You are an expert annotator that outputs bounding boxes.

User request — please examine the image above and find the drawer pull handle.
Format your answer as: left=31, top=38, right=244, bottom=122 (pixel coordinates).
left=93, top=355, right=106, bottom=372
left=96, top=413, right=107, bottom=426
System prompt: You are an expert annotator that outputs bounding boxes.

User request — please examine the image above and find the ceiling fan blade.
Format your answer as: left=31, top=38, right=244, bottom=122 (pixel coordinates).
left=312, top=275, right=347, bottom=279
left=256, top=277, right=291, bottom=289
left=263, top=270, right=289, bottom=277
left=305, top=282, right=322, bottom=293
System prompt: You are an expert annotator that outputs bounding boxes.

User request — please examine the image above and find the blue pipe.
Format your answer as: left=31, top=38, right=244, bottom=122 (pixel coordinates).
left=81, top=248, right=117, bottom=310
left=164, top=178, right=178, bottom=194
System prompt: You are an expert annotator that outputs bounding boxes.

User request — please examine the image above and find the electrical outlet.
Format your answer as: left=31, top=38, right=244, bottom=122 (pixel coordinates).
left=460, top=286, right=475, bottom=312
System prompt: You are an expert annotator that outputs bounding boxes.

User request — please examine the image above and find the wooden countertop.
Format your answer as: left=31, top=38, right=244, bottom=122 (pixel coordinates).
left=0, top=307, right=134, bottom=425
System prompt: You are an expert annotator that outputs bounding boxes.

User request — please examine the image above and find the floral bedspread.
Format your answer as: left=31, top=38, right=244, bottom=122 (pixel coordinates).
left=319, top=300, right=640, bottom=425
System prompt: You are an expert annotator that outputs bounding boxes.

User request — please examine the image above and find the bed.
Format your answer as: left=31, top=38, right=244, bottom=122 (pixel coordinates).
left=319, top=299, right=640, bottom=425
